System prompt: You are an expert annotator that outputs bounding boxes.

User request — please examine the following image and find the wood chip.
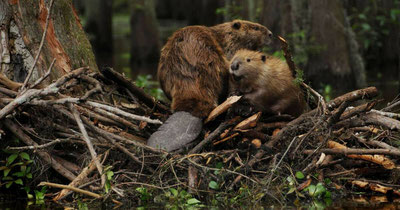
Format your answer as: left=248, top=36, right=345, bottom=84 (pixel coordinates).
left=234, top=112, right=261, bottom=131
left=205, top=95, right=242, bottom=123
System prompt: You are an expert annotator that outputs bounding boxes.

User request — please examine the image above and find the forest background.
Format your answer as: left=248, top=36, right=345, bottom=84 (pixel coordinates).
left=74, top=0, right=400, bottom=103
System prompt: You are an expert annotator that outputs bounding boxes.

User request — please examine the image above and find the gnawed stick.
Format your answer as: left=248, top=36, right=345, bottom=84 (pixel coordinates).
left=189, top=117, right=240, bottom=154
left=39, top=182, right=122, bottom=206
left=326, top=140, right=395, bottom=169
left=69, top=103, right=106, bottom=187
left=0, top=67, right=88, bottom=120
left=327, top=86, right=378, bottom=110
left=354, top=134, right=400, bottom=151
left=40, top=182, right=100, bottom=198
left=53, top=153, right=104, bottom=201
left=205, top=95, right=242, bottom=123
left=29, top=97, right=162, bottom=124
left=100, top=67, right=170, bottom=113
left=304, top=147, right=400, bottom=157
left=277, top=36, right=328, bottom=115
left=7, top=138, right=74, bottom=150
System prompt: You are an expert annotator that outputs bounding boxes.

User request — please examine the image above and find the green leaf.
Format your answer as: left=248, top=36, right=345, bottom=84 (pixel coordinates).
left=19, top=152, right=30, bottom=160
left=170, top=188, right=178, bottom=197
left=324, top=190, right=332, bottom=198
left=27, top=194, right=34, bottom=199
left=105, top=182, right=110, bottom=193
left=106, top=170, right=114, bottom=180
left=3, top=168, right=11, bottom=177
left=12, top=171, right=25, bottom=177
left=324, top=178, right=332, bottom=185
left=295, top=171, right=305, bottom=179
left=187, top=198, right=201, bottom=205
left=307, top=185, right=316, bottom=197
left=209, top=181, right=219, bottom=190
left=7, top=154, right=18, bottom=166
left=287, top=187, right=296, bottom=194
left=26, top=173, right=33, bottom=179
left=314, top=183, right=327, bottom=197
left=2, top=176, right=13, bottom=181
left=358, top=14, right=367, bottom=20
left=14, top=178, right=23, bottom=185
left=215, top=162, right=223, bottom=169
left=361, top=23, right=371, bottom=31
left=5, top=181, right=13, bottom=188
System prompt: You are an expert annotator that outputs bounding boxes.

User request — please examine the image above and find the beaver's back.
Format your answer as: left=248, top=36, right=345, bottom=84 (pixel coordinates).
left=158, top=25, right=228, bottom=117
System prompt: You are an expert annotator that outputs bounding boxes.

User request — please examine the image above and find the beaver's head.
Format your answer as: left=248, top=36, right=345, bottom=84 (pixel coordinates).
left=229, top=49, right=267, bottom=90
left=212, top=20, right=273, bottom=60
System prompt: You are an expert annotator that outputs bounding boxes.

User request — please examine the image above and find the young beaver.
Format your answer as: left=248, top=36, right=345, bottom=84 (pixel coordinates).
left=229, top=49, right=308, bottom=117
left=148, top=20, right=273, bottom=151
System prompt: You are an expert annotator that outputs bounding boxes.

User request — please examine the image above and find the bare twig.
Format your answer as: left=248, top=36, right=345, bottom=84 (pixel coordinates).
left=370, top=109, right=400, bottom=120
left=79, top=75, right=102, bottom=101
left=381, top=99, right=400, bottom=112
left=21, top=0, right=55, bottom=92
left=0, top=67, right=88, bottom=120
left=69, top=103, right=106, bottom=187
left=303, top=148, right=400, bottom=156
left=6, top=138, right=73, bottom=150
left=5, top=119, right=76, bottom=181
left=29, top=58, right=56, bottom=89
left=301, top=82, right=328, bottom=115
left=189, top=117, right=239, bottom=154
left=100, top=67, right=170, bottom=112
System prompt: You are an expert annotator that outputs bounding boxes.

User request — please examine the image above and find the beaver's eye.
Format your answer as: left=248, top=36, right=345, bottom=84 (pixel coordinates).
left=261, top=55, right=266, bottom=62
left=246, top=58, right=251, bottom=62
left=254, top=26, right=260, bottom=31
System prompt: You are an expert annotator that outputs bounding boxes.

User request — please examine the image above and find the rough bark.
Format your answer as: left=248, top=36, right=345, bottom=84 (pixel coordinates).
left=0, top=0, right=98, bottom=86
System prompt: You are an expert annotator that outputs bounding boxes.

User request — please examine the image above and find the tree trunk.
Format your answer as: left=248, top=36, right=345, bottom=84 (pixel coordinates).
left=0, top=0, right=98, bottom=86
left=260, top=0, right=367, bottom=95
left=85, top=0, right=113, bottom=68
left=130, top=0, right=160, bottom=77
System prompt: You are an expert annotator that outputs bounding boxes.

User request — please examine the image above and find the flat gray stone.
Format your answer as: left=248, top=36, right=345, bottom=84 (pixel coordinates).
left=147, top=111, right=203, bottom=152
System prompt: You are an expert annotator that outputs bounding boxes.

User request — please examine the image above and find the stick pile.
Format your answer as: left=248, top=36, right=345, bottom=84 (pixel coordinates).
left=1, top=49, right=400, bottom=205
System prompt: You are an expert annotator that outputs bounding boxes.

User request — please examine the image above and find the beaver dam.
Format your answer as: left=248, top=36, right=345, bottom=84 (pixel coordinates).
left=0, top=39, right=400, bottom=208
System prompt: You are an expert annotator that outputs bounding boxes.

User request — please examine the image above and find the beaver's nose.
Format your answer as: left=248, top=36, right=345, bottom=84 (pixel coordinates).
left=230, top=60, right=240, bottom=71
left=268, top=31, right=273, bottom=38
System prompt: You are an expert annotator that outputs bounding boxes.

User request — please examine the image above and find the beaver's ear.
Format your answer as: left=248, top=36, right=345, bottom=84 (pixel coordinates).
left=232, top=22, right=241, bottom=30
left=261, top=55, right=266, bottom=62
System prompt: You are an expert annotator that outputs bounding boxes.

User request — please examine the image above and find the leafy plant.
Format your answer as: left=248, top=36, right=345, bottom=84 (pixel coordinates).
left=164, top=188, right=204, bottom=210
left=136, top=187, right=152, bottom=203
left=0, top=151, right=33, bottom=189
left=135, top=74, right=166, bottom=101
left=104, top=165, right=114, bottom=193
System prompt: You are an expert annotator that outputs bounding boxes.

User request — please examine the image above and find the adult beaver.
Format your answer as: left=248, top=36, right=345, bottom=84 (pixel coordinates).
left=229, top=49, right=308, bottom=117
left=148, top=20, right=273, bottom=152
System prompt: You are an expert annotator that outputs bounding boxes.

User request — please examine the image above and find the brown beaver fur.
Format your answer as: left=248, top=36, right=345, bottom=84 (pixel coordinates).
left=229, top=49, right=308, bottom=117
left=158, top=20, right=273, bottom=118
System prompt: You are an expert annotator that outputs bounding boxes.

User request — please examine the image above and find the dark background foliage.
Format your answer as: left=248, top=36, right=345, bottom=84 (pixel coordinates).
left=74, top=0, right=400, bottom=102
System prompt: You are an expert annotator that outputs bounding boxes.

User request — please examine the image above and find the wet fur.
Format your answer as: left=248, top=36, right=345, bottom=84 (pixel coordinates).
left=229, top=49, right=307, bottom=117
left=158, top=20, right=272, bottom=118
